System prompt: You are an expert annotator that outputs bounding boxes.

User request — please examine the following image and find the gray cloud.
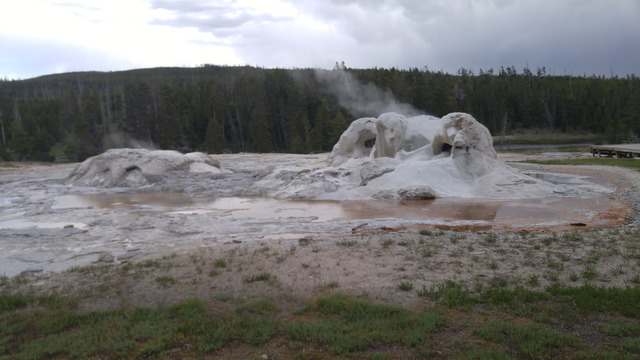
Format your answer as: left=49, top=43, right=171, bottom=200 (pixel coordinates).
left=1, top=0, right=638, bottom=79
left=252, top=0, right=639, bottom=75
left=0, top=35, right=135, bottom=80
left=150, top=0, right=290, bottom=34
left=151, top=12, right=253, bottom=32
left=144, top=0, right=640, bottom=75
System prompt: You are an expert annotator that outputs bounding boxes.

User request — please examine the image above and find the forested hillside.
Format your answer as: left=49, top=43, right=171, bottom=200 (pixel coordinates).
left=0, top=65, right=638, bottom=162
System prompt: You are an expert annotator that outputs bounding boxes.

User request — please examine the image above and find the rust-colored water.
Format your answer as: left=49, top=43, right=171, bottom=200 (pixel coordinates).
left=54, top=192, right=630, bottom=233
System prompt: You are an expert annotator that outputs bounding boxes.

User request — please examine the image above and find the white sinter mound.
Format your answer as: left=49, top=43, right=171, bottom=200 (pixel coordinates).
left=260, top=112, right=564, bottom=200
left=66, top=113, right=573, bottom=199
left=65, top=148, right=223, bottom=187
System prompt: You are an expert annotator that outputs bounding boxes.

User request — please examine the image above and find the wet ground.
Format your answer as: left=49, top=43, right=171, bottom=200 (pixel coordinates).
left=50, top=191, right=625, bottom=230
left=0, top=155, right=632, bottom=277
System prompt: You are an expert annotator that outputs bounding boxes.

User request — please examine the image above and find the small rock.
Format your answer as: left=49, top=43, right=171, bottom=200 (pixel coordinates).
left=261, top=354, right=268, bottom=360
left=63, top=224, right=74, bottom=229
left=116, top=252, right=138, bottom=262
left=397, top=185, right=436, bottom=200
left=97, top=252, right=115, bottom=263
left=22, top=267, right=43, bottom=274
left=232, top=240, right=242, bottom=244
left=352, top=223, right=368, bottom=231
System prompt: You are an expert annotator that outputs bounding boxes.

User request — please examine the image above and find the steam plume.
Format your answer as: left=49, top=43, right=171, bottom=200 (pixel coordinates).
left=315, top=68, right=424, bottom=118
left=103, top=129, right=158, bottom=151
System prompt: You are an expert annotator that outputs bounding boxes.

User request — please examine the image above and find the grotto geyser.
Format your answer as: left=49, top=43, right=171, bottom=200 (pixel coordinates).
left=66, top=112, right=571, bottom=200
left=260, top=112, right=563, bottom=200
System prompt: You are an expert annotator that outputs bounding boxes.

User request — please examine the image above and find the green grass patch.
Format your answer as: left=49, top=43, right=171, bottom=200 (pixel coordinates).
left=235, top=299, right=279, bottom=315
left=475, top=321, right=583, bottom=359
left=0, top=294, right=29, bottom=313
left=1, top=297, right=278, bottom=359
left=419, top=280, right=640, bottom=332
left=598, top=319, right=640, bottom=338
left=2, top=279, right=640, bottom=359
left=284, top=293, right=444, bottom=354
left=424, top=279, right=500, bottom=305
left=618, top=337, right=640, bottom=354
left=422, top=281, right=640, bottom=315
left=457, top=345, right=516, bottom=359
left=546, top=284, right=640, bottom=317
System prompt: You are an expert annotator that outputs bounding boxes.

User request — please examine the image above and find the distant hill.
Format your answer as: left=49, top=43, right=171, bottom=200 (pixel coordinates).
left=0, top=65, right=638, bottom=162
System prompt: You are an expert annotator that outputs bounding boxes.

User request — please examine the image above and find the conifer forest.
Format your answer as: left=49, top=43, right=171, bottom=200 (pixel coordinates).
left=0, top=65, right=638, bottom=162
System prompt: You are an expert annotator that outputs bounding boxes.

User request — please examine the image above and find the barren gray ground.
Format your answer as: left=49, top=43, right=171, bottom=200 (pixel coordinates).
left=1, top=152, right=639, bottom=311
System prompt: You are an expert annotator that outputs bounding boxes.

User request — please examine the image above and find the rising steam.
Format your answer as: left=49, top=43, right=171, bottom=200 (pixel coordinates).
left=103, top=130, right=158, bottom=151
left=315, top=68, right=424, bottom=118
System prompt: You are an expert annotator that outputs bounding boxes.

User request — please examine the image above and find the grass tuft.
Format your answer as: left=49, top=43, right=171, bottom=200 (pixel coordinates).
left=155, top=276, right=176, bottom=288
left=214, top=258, right=227, bottom=268
left=284, top=293, right=444, bottom=354
left=475, top=321, right=583, bottom=359
left=398, top=281, right=414, bottom=291
left=418, top=280, right=475, bottom=307
left=335, top=239, right=357, bottom=247
left=0, top=294, right=29, bottom=313
left=243, top=272, right=273, bottom=283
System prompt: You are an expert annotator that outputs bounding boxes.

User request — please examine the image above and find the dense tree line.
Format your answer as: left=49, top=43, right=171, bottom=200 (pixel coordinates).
left=0, top=65, right=638, bottom=162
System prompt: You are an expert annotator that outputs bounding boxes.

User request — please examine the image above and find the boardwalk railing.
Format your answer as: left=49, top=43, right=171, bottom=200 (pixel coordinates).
left=591, top=144, right=640, bottom=158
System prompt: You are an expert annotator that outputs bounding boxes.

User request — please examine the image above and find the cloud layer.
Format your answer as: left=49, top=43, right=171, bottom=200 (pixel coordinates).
left=1, top=0, right=638, bottom=79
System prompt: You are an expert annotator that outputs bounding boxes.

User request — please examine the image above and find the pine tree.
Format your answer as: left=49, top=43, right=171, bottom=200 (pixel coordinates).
left=204, top=116, right=226, bottom=153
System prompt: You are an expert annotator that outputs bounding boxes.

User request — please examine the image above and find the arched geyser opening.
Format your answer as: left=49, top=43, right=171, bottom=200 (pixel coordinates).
left=125, top=165, right=142, bottom=173
left=440, top=143, right=452, bottom=153
left=357, top=130, right=377, bottom=151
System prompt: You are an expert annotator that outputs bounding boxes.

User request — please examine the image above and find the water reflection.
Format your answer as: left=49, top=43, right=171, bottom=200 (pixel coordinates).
left=53, top=193, right=619, bottom=228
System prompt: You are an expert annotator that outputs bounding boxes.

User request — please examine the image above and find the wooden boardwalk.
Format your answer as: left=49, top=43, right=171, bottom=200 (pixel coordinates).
left=591, top=144, right=640, bottom=158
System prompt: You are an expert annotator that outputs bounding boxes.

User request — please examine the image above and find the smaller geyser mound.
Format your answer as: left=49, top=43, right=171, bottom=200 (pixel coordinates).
left=65, top=148, right=223, bottom=187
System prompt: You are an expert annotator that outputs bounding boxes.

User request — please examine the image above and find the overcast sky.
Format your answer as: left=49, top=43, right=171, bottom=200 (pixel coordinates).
left=1, top=0, right=639, bottom=80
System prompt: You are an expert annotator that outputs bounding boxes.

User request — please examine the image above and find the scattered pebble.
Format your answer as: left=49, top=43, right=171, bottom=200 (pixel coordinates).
left=97, top=253, right=115, bottom=263
left=22, top=267, right=43, bottom=274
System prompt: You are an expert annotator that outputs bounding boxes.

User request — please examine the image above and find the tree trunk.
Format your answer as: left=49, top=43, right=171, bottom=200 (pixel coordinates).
left=0, top=110, right=6, bottom=147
